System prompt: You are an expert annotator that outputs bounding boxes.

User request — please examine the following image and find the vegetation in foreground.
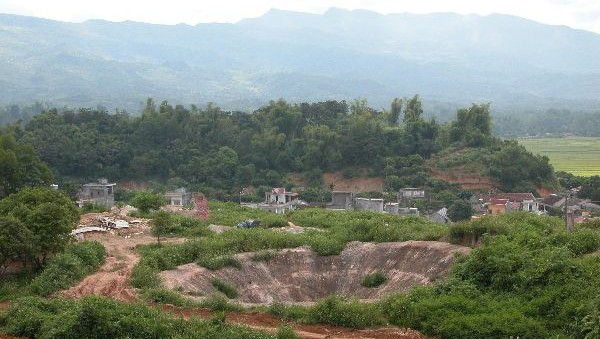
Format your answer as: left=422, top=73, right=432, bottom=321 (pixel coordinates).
left=262, top=214, right=600, bottom=338
left=0, top=296, right=274, bottom=339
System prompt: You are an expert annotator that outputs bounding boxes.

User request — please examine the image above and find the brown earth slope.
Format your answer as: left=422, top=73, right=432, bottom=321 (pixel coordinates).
left=161, top=241, right=469, bottom=304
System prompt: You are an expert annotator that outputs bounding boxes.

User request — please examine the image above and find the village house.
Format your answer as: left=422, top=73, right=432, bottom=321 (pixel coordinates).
left=397, top=188, right=425, bottom=203
left=398, top=207, right=420, bottom=216
left=327, top=191, right=355, bottom=210
left=471, top=192, right=541, bottom=215
left=355, top=198, right=384, bottom=212
left=256, top=188, right=299, bottom=214
left=77, top=179, right=116, bottom=208
left=487, top=198, right=509, bottom=216
left=164, top=187, right=192, bottom=206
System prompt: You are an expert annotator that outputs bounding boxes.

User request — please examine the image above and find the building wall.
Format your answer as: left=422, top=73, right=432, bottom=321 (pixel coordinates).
left=332, top=192, right=353, bottom=207
left=355, top=198, right=384, bottom=212
left=488, top=204, right=506, bottom=216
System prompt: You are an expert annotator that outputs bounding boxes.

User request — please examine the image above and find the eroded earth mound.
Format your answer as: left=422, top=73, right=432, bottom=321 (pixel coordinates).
left=161, top=241, right=469, bottom=304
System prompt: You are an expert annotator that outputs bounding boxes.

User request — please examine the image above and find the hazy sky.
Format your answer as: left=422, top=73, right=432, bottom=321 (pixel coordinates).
left=1, top=0, right=600, bottom=33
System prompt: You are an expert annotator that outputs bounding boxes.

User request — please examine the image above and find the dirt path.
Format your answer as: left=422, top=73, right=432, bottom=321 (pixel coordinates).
left=57, top=213, right=427, bottom=339
left=61, top=231, right=185, bottom=301
left=161, top=304, right=425, bottom=339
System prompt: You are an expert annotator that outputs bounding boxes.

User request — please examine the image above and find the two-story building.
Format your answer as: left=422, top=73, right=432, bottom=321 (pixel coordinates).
left=77, top=179, right=116, bottom=208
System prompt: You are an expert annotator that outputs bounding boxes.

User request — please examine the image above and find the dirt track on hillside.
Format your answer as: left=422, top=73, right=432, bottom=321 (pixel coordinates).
left=61, top=225, right=185, bottom=301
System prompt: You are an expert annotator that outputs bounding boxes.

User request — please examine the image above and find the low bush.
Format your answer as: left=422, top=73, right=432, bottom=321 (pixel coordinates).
left=130, top=263, right=161, bottom=289
left=251, top=251, right=276, bottom=262
left=211, top=279, right=238, bottom=299
left=200, top=293, right=242, bottom=312
left=141, top=288, right=190, bottom=307
left=0, top=296, right=272, bottom=339
left=361, top=272, right=387, bottom=288
left=307, top=295, right=386, bottom=329
left=29, top=241, right=106, bottom=296
left=276, top=324, right=299, bottom=339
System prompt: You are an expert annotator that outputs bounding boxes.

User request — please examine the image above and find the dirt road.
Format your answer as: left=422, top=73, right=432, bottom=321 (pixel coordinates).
left=61, top=230, right=184, bottom=301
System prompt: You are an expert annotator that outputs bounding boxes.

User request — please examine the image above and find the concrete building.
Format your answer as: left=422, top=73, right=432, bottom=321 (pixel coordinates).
left=398, top=207, right=420, bottom=216
left=265, top=188, right=299, bottom=205
left=77, top=179, right=116, bottom=208
left=355, top=198, right=384, bottom=212
left=487, top=198, right=509, bottom=216
left=257, top=188, right=299, bottom=214
left=522, top=199, right=540, bottom=213
left=384, top=202, right=399, bottom=214
left=398, top=188, right=425, bottom=203
left=164, top=188, right=192, bottom=206
left=328, top=191, right=354, bottom=210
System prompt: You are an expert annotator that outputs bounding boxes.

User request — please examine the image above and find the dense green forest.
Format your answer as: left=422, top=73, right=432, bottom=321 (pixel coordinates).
left=1, top=97, right=557, bottom=205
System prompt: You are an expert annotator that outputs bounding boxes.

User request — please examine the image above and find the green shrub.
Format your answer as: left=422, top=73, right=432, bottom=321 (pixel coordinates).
left=197, top=255, right=241, bottom=270
left=0, top=296, right=272, bottom=339
left=141, top=288, right=189, bottom=307
left=29, top=241, right=106, bottom=296
left=268, top=302, right=311, bottom=323
left=251, top=251, right=276, bottom=262
left=210, top=279, right=238, bottom=299
left=130, top=263, right=161, bottom=289
left=200, top=293, right=242, bottom=312
left=308, top=295, right=386, bottom=328
left=549, top=230, right=600, bottom=255
left=306, top=233, right=346, bottom=256
left=361, top=272, right=387, bottom=288
left=276, top=324, right=299, bottom=339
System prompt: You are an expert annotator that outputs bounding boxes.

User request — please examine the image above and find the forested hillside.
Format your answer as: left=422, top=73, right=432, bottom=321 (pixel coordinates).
left=3, top=97, right=557, bottom=204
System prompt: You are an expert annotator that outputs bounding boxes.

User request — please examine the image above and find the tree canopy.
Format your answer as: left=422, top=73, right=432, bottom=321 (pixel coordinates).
left=0, top=188, right=79, bottom=267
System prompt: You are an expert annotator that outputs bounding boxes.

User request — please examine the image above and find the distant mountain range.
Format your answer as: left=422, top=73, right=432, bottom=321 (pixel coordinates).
left=1, top=8, right=600, bottom=112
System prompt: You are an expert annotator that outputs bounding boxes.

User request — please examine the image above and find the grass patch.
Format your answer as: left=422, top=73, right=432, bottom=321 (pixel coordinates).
left=276, top=324, right=299, bottom=339
left=29, top=241, right=106, bottom=296
left=361, top=272, right=387, bottom=288
left=200, top=293, right=242, bottom=312
left=251, top=251, right=276, bottom=262
left=0, top=296, right=271, bottom=339
left=141, top=288, right=191, bottom=307
left=197, top=255, right=241, bottom=270
left=210, top=279, right=238, bottom=299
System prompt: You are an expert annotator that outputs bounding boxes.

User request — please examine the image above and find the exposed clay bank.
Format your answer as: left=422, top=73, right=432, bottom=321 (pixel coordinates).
left=161, top=241, right=470, bottom=304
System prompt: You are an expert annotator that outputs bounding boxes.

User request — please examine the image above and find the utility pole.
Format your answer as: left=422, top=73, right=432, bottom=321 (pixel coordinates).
left=565, top=192, right=574, bottom=232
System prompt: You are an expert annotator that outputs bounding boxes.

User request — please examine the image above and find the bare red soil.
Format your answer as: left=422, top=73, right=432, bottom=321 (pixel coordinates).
left=323, top=172, right=384, bottom=192
left=430, top=168, right=498, bottom=191
left=61, top=220, right=185, bottom=301
left=161, top=304, right=426, bottom=339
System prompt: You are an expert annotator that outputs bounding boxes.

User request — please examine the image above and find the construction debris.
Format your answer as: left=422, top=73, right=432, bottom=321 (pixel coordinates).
left=74, top=212, right=150, bottom=239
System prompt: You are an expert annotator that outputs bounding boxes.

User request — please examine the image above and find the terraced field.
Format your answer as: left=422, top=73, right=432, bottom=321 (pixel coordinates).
left=519, top=137, right=600, bottom=176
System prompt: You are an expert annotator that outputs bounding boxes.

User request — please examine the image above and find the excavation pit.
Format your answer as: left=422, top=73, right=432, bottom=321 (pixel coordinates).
left=160, top=241, right=469, bottom=304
